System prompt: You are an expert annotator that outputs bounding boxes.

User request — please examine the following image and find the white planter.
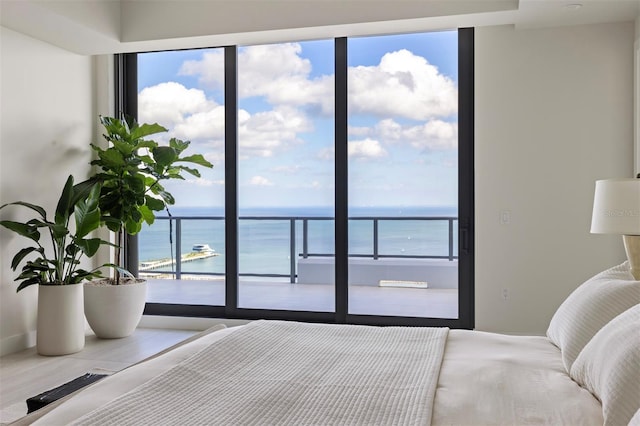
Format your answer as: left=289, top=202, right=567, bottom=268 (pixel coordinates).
left=84, top=279, right=147, bottom=339
left=37, top=284, right=85, bottom=356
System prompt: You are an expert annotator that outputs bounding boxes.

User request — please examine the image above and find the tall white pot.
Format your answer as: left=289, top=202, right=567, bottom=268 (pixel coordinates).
left=84, top=279, right=147, bottom=339
left=37, top=284, right=85, bottom=356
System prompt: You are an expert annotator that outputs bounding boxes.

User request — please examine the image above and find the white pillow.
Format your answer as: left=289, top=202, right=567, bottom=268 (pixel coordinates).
left=570, top=305, right=640, bottom=426
left=547, top=262, right=640, bottom=371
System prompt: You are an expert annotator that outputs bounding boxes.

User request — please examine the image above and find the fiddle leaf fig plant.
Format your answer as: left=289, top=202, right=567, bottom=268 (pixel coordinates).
left=0, top=175, right=111, bottom=291
left=90, top=115, right=213, bottom=284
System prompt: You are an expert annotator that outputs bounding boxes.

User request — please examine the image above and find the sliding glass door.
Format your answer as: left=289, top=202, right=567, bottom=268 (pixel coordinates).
left=129, top=28, right=474, bottom=327
left=347, top=32, right=460, bottom=319
left=235, top=40, right=336, bottom=312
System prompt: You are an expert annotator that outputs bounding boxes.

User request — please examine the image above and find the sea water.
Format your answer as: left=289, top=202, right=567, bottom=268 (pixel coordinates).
left=138, top=206, right=458, bottom=277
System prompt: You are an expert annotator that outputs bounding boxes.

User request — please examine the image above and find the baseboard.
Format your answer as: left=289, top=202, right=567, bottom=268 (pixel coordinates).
left=0, top=318, right=250, bottom=356
left=138, top=315, right=250, bottom=331
left=0, top=330, right=36, bottom=356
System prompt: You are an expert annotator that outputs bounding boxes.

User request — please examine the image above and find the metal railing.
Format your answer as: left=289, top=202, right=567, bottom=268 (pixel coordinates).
left=141, top=215, right=458, bottom=282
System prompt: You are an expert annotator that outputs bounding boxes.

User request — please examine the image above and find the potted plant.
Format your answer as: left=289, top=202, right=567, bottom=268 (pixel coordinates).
left=0, top=176, right=108, bottom=355
left=84, top=115, right=213, bottom=338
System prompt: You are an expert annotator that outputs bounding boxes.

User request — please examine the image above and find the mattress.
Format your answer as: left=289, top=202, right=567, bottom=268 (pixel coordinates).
left=25, top=324, right=603, bottom=426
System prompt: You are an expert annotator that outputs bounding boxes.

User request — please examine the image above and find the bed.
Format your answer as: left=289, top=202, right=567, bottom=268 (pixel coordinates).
left=17, top=262, right=640, bottom=426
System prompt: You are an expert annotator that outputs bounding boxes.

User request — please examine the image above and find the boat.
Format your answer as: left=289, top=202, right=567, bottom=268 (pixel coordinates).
left=192, top=244, right=215, bottom=252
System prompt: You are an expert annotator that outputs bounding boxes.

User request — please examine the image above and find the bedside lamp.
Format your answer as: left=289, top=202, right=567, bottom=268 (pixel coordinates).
left=590, top=178, right=640, bottom=280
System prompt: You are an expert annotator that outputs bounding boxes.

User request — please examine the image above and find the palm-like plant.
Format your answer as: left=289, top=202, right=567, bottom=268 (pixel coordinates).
left=0, top=176, right=109, bottom=291
left=90, top=115, right=213, bottom=284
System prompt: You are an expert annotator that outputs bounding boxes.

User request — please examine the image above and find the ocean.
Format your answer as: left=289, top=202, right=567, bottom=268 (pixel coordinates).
left=138, top=206, right=458, bottom=277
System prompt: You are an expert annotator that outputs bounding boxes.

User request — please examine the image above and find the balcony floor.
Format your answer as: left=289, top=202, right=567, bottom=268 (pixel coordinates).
left=146, top=277, right=458, bottom=319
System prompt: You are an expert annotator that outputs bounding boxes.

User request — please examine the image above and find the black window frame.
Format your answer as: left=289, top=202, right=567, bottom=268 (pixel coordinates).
left=120, top=28, right=475, bottom=328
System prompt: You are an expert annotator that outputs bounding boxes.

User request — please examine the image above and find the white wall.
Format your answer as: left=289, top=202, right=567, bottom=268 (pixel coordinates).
left=475, top=22, right=634, bottom=334
left=0, top=28, right=96, bottom=354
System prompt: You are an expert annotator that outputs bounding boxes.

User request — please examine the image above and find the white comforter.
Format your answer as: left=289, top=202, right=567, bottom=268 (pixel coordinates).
left=433, top=330, right=603, bottom=425
left=70, top=321, right=448, bottom=426
left=32, top=323, right=603, bottom=426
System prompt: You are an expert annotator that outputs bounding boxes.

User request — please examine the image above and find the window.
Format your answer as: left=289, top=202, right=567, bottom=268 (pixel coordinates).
left=236, top=40, right=336, bottom=312
left=136, top=48, right=226, bottom=308
left=347, top=33, right=459, bottom=320
left=127, top=28, right=474, bottom=327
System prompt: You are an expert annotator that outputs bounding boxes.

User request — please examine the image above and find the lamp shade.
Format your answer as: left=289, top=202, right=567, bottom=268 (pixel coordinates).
left=590, top=179, right=640, bottom=235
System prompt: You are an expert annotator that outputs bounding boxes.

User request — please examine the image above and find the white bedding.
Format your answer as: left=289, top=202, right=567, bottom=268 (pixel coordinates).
left=70, top=320, right=448, bottom=426
left=31, top=323, right=603, bottom=426
left=433, top=330, right=603, bottom=425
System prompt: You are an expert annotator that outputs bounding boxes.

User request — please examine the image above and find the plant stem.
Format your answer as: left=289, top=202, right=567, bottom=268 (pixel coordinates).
left=115, top=229, right=122, bottom=285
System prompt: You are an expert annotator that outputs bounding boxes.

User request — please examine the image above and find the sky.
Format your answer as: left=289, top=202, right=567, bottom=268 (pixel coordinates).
left=138, top=30, right=459, bottom=212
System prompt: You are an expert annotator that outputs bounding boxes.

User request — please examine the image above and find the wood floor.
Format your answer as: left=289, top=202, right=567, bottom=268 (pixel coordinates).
left=0, top=328, right=198, bottom=425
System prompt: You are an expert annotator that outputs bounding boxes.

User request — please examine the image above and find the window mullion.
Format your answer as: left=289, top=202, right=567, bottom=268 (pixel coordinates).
left=225, top=46, right=239, bottom=316
left=335, top=37, right=348, bottom=323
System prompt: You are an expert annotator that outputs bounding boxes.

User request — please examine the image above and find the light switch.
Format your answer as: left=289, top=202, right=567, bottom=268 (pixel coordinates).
left=500, top=210, right=511, bottom=225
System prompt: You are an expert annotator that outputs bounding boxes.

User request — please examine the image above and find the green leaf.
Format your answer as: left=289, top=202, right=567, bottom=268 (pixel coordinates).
left=54, top=175, right=74, bottom=225
left=138, top=155, right=155, bottom=165
left=111, top=139, right=136, bottom=156
left=139, top=204, right=155, bottom=225
left=98, top=147, right=126, bottom=167
left=17, top=277, right=41, bottom=292
left=176, top=165, right=201, bottom=178
left=144, top=196, right=165, bottom=211
left=131, top=123, right=167, bottom=140
left=69, top=269, right=103, bottom=284
left=10, top=247, right=40, bottom=270
left=169, top=138, right=190, bottom=152
left=124, top=174, right=145, bottom=193
left=0, top=201, right=47, bottom=219
left=152, top=146, right=178, bottom=168
left=71, top=178, right=99, bottom=208
left=125, top=218, right=142, bottom=235
left=76, top=238, right=102, bottom=257
left=74, top=184, right=101, bottom=238
left=49, top=223, right=69, bottom=239
left=0, top=221, right=40, bottom=242
left=157, top=190, right=175, bottom=205
left=136, top=140, right=158, bottom=150
left=177, top=154, right=213, bottom=168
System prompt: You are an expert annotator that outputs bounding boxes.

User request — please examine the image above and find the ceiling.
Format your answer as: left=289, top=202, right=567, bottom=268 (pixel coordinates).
left=1, top=0, right=638, bottom=55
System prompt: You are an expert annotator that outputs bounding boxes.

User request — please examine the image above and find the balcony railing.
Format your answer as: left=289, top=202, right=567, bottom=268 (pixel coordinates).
left=141, top=215, right=458, bottom=282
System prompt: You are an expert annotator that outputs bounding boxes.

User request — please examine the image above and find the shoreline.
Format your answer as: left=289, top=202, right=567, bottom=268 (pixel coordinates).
left=140, top=251, right=219, bottom=271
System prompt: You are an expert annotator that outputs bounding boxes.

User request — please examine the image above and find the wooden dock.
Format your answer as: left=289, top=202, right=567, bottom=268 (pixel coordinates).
left=139, top=251, right=219, bottom=271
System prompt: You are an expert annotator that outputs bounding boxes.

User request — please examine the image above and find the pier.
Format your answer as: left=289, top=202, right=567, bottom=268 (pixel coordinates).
left=140, top=251, right=219, bottom=271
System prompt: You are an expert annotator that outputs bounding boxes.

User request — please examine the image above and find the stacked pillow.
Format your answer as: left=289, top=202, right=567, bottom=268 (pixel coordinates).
left=547, top=261, right=639, bottom=371
left=546, top=261, right=640, bottom=426
left=570, top=305, right=639, bottom=426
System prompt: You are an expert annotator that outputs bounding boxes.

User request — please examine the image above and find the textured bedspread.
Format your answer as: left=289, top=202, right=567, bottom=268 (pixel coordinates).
left=71, top=320, right=448, bottom=426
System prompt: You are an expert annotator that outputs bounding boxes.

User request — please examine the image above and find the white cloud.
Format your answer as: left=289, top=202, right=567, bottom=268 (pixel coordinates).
left=138, top=82, right=216, bottom=129
left=349, top=49, right=457, bottom=120
left=239, top=106, right=312, bottom=157
left=172, top=106, right=225, bottom=142
left=150, top=45, right=458, bottom=165
left=318, top=139, right=388, bottom=161
left=348, top=139, right=388, bottom=160
left=179, top=51, right=225, bottom=90
left=348, top=126, right=371, bottom=137
left=180, top=44, right=334, bottom=114
left=249, top=176, right=273, bottom=186
left=403, top=119, right=458, bottom=150
left=186, top=178, right=224, bottom=187
left=365, top=118, right=458, bottom=151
